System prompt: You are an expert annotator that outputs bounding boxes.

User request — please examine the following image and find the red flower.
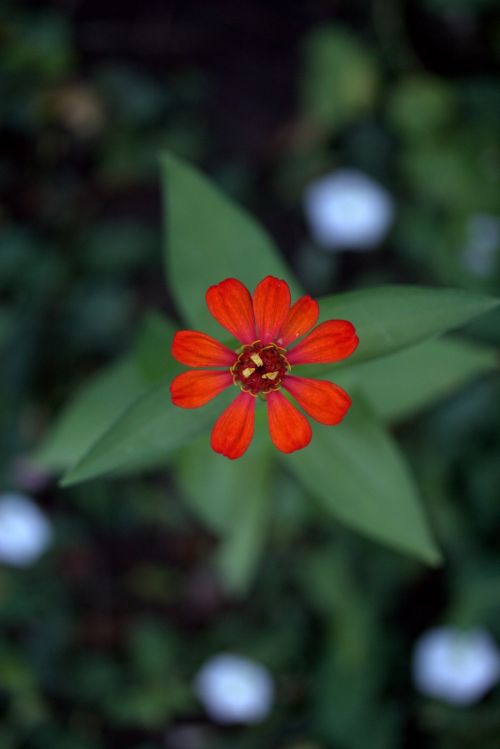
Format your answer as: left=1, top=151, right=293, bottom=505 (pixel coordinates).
left=170, top=277, right=359, bottom=459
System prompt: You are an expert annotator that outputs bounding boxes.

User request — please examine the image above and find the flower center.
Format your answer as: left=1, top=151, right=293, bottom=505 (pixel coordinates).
left=231, top=342, right=291, bottom=396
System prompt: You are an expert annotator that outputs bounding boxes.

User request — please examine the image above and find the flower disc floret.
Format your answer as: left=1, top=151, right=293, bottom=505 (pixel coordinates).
left=231, top=342, right=291, bottom=396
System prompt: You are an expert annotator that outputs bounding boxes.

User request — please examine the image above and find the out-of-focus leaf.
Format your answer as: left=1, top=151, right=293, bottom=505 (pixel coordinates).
left=300, top=549, right=402, bottom=748
left=3, top=13, right=74, bottom=80
left=387, top=76, right=455, bottom=141
left=334, top=337, right=498, bottom=423
left=402, top=135, right=498, bottom=213
left=314, top=285, right=499, bottom=369
left=103, top=683, right=182, bottom=729
left=177, top=436, right=273, bottom=594
left=300, top=26, right=379, bottom=134
left=127, top=620, right=174, bottom=679
left=394, top=208, right=465, bottom=288
left=285, top=398, right=441, bottom=564
left=160, top=152, right=301, bottom=334
left=60, top=387, right=233, bottom=486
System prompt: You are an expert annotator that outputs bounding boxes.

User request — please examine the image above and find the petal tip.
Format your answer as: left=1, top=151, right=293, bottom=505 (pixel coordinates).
left=210, top=444, right=242, bottom=460
left=253, top=276, right=292, bottom=343
left=266, top=390, right=312, bottom=454
left=210, top=392, right=255, bottom=459
left=206, top=278, right=256, bottom=344
left=277, top=431, right=312, bottom=454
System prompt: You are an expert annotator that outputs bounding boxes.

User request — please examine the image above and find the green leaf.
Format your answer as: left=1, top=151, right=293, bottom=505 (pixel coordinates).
left=177, top=436, right=272, bottom=594
left=316, top=285, right=499, bottom=368
left=61, top=386, right=233, bottom=486
left=34, top=358, right=146, bottom=471
left=284, top=397, right=441, bottom=564
left=334, top=337, right=498, bottom=424
left=134, top=311, right=179, bottom=383
left=160, top=152, right=301, bottom=334
left=216, top=497, right=269, bottom=595
left=35, top=313, right=179, bottom=472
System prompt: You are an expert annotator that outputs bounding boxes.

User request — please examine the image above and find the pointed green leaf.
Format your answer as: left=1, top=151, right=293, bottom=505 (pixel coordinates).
left=333, top=337, right=498, bottom=424
left=61, top=387, right=233, bottom=486
left=160, top=152, right=301, bottom=333
left=285, top=397, right=441, bottom=564
left=315, top=286, right=499, bottom=368
left=34, top=358, right=146, bottom=472
left=34, top=313, right=179, bottom=472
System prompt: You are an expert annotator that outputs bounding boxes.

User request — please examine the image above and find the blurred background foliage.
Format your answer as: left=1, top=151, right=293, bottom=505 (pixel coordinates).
left=1, top=1, right=500, bottom=748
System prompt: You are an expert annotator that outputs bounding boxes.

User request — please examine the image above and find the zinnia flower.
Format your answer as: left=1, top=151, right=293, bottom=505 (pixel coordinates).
left=170, top=276, right=359, bottom=459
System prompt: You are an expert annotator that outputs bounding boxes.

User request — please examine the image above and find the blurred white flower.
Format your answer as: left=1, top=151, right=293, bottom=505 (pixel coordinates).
left=462, top=214, right=500, bottom=278
left=303, top=169, right=394, bottom=250
left=412, top=626, right=500, bottom=705
left=0, top=493, right=53, bottom=567
left=194, top=653, right=274, bottom=724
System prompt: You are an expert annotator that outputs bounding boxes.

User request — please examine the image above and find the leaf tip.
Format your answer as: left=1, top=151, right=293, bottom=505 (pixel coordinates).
left=59, top=473, right=77, bottom=489
left=59, top=465, right=89, bottom=488
left=422, top=544, right=443, bottom=568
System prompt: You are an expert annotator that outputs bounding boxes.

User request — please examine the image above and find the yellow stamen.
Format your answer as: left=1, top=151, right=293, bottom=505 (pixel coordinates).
left=262, top=371, right=278, bottom=381
left=250, top=353, right=264, bottom=367
left=242, top=367, right=255, bottom=378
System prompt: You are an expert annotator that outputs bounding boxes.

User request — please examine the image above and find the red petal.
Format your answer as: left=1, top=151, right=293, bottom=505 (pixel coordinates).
left=253, top=276, right=291, bottom=344
left=206, top=278, right=256, bottom=344
left=287, top=320, right=359, bottom=365
left=210, top=392, right=256, bottom=459
left=266, top=390, right=312, bottom=454
left=172, top=331, right=236, bottom=367
left=283, top=375, right=351, bottom=425
left=277, top=295, right=319, bottom=347
left=170, top=370, right=233, bottom=409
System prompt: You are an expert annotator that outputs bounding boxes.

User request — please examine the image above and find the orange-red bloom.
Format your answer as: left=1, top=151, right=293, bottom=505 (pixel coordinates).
left=170, top=277, right=359, bottom=459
